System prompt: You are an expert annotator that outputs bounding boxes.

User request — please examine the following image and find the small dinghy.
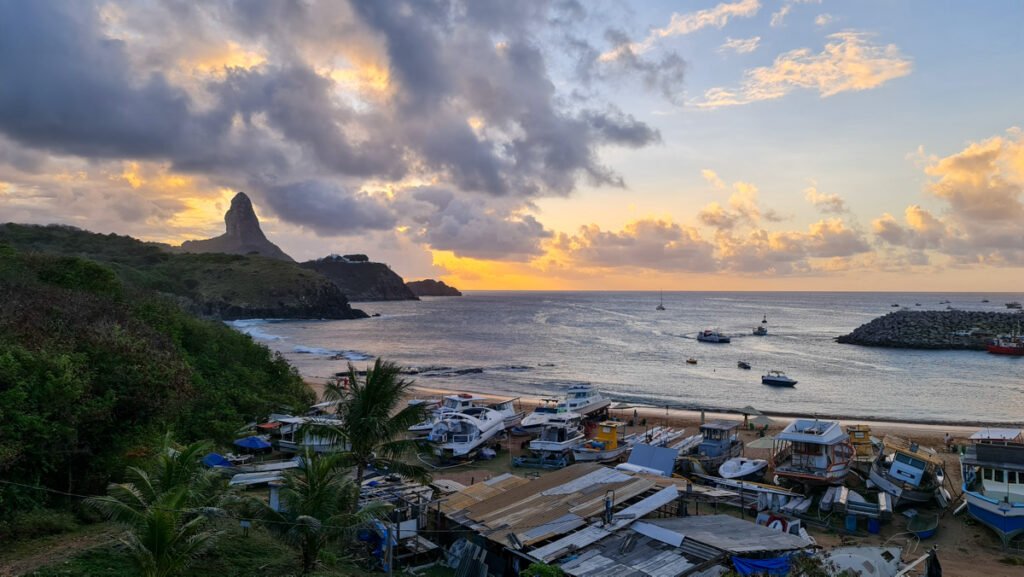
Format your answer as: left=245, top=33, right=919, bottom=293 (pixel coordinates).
left=907, top=512, right=939, bottom=539
left=719, top=457, right=768, bottom=480
left=686, top=357, right=698, bottom=365
left=737, top=361, right=751, bottom=370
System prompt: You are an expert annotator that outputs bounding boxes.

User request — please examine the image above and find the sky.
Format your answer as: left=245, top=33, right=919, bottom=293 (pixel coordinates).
left=1, top=0, right=1022, bottom=291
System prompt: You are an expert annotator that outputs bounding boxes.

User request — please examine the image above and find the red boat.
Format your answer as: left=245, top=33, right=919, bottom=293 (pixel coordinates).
left=987, top=336, right=1024, bottom=355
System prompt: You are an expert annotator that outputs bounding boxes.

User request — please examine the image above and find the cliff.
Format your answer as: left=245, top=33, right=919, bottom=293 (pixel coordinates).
left=300, top=255, right=419, bottom=301
left=0, top=223, right=367, bottom=320
left=836, top=310, right=1022, bottom=350
left=406, top=279, right=462, bottom=297
left=179, top=192, right=294, bottom=262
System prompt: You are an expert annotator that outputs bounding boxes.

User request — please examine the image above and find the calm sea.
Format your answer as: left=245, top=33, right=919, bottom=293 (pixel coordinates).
left=230, top=291, right=1024, bottom=425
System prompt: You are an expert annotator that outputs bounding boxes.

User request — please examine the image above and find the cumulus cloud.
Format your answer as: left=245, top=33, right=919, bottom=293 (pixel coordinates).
left=398, top=188, right=552, bottom=261
left=720, top=36, right=761, bottom=54
left=695, top=32, right=912, bottom=108
left=258, top=180, right=397, bottom=236
left=875, top=128, right=1024, bottom=265
left=600, top=0, right=760, bottom=61
left=815, top=13, right=836, bottom=27
left=804, top=183, right=848, bottom=214
left=555, top=219, right=718, bottom=272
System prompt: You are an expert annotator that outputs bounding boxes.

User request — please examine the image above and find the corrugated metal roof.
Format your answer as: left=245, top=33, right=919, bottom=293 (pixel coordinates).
left=645, top=515, right=812, bottom=553
left=529, top=525, right=612, bottom=563
left=609, top=485, right=678, bottom=530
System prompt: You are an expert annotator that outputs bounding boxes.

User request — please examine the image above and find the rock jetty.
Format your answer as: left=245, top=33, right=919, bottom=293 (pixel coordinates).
left=837, top=310, right=1023, bottom=350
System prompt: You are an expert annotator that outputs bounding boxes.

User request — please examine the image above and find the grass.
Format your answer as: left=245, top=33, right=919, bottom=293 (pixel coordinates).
left=22, top=524, right=380, bottom=577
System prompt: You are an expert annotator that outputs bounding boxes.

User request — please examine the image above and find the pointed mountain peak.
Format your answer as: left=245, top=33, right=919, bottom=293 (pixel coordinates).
left=179, top=192, right=294, bottom=262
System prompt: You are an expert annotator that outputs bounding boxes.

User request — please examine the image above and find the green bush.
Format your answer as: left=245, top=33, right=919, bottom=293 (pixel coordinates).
left=5, top=509, right=79, bottom=540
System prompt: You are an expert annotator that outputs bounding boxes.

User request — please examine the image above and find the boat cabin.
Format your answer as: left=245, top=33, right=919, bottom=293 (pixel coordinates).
left=590, top=421, right=626, bottom=450
left=441, top=393, right=486, bottom=412
left=698, top=421, right=740, bottom=459
left=277, top=416, right=347, bottom=453
left=881, top=436, right=943, bottom=488
left=771, top=419, right=854, bottom=485
left=846, top=424, right=875, bottom=460
left=964, top=429, right=1024, bottom=502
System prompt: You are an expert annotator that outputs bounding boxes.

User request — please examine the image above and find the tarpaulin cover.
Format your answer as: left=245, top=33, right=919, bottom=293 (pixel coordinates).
left=731, top=556, right=790, bottom=575
left=233, top=436, right=272, bottom=450
left=202, top=453, right=232, bottom=468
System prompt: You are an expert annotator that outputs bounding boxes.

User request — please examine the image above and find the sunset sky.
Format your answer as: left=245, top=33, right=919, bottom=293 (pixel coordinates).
left=2, top=1, right=1022, bottom=290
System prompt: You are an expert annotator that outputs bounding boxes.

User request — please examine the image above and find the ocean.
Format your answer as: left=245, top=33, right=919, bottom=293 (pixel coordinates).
left=230, top=291, right=1024, bottom=425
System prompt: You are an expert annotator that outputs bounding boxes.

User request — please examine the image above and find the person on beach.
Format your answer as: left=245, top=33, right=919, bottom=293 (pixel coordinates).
left=944, top=432, right=953, bottom=452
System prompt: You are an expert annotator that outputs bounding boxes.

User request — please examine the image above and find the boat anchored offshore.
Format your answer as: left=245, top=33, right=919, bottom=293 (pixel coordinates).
left=514, top=412, right=584, bottom=469
left=737, top=360, right=751, bottom=370
left=753, top=314, right=768, bottom=336
left=868, top=435, right=946, bottom=506
left=761, top=370, right=797, bottom=387
left=960, top=428, right=1024, bottom=547
left=656, top=290, right=666, bottom=311
left=987, top=335, right=1024, bottom=356
left=771, top=419, right=855, bottom=487
left=428, top=407, right=506, bottom=459
left=697, top=327, right=731, bottom=343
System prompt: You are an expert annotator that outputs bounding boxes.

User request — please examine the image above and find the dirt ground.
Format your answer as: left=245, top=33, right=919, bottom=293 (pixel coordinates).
left=0, top=524, right=119, bottom=577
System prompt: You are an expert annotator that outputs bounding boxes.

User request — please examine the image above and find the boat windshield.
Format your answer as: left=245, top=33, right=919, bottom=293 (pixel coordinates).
left=535, top=407, right=557, bottom=414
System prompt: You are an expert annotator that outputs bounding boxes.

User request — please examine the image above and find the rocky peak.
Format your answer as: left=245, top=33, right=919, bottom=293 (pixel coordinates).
left=179, top=192, right=294, bottom=262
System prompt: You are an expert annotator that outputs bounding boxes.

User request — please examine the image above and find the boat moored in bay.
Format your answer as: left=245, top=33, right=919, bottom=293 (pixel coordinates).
left=697, top=328, right=731, bottom=343
left=762, top=370, right=797, bottom=387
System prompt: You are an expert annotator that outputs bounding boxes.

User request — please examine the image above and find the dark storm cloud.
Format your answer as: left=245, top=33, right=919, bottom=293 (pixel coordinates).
left=258, top=180, right=397, bottom=236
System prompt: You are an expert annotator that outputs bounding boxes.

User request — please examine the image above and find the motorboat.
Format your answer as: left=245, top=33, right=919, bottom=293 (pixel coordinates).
left=868, top=435, right=946, bottom=506
left=737, top=361, right=751, bottom=370
left=555, top=383, right=611, bottom=417
left=719, top=457, right=768, bottom=481
left=960, top=428, right=1024, bottom=547
left=690, top=421, right=744, bottom=471
left=1006, top=301, right=1022, bottom=309
left=514, top=412, right=584, bottom=469
left=753, top=315, right=768, bottom=336
left=428, top=407, right=506, bottom=459
left=276, top=416, right=348, bottom=454
left=771, top=419, right=855, bottom=487
left=761, top=370, right=797, bottom=387
left=573, top=421, right=637, bottom=462
left=686, top=357, right=697, bottom=365
left=697, top=328, right=731, bottom=343
left=516, top=398, right=562, bottom=434
left=408, top=393, right=522, bottom=436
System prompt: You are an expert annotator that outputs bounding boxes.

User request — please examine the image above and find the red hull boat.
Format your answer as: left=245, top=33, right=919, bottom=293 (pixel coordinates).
left=987, top=337, right=1024, bottom=355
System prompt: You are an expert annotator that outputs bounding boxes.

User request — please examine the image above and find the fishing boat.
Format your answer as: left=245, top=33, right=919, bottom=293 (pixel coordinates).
left=516, top=398, right=563, bottom=434
left=771, top=419, right=855, bottom=487
left=514, top=412, right=584, bottom=469
left=573, top=421, right=636, bottom=462
left=697, top=328, right=731, bottom=343
left=719, top=457, right=768, bottom=481
left=555, top=383, right=611, bottom=417
left=688, top=421, right=744, bottom=472
left=761, top=370, right=797, bottom=387
left=753, top=325, right=767, bottom=336
left=686, top=357, right=697, bottom=365
left=737, top=360, right=751, bottom=370
left=428, top=407, right=506, bottom=459
left=846, top=424, right=879, bottom=474
left=960, top=428, right=1024, bottom=547
left=1006, top=301, right=1022, bottom=309
left=868, top=435, right=945, bottom=506
left=987, top=335, right=1024, bottom=356
left=656, top=291, right=666, bottom=311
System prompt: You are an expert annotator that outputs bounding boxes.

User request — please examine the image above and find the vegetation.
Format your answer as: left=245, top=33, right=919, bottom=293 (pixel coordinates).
left=0, top=223, right=364, bottom=320
left=86, top=436, right=228, bottom=577
left=248, top=450, right=392, bottom=574
left=0, top=244, right=313, bottom=525
left=519, top=562, right=565, bottom=577
left=320, top=359, right=433, bottom=488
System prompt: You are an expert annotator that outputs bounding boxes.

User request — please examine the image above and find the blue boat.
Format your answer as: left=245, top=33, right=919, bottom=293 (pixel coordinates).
left=960, top=428, right=1024, bottom=547
left=907, top=512, right=938, bottom=539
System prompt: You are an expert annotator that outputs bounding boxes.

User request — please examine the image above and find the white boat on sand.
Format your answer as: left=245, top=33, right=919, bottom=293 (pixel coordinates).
left=428, top=407, right=506, bottom=459
left=409, top=393, right=522, bottom=436
left=556, top=383, right=611, bottom=417
left=719, top=457, right=768, bottom=480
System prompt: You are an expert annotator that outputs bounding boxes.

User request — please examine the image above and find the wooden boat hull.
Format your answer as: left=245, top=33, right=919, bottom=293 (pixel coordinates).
left=868, top=462, right=941, bottom=505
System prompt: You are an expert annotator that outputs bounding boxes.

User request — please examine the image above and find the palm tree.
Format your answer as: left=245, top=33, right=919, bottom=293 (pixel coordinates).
left=318, top=358, right=432, bottom=489
left=86, top=435, right=226, bottom=577
left=257, top=450, right=391, bottom=574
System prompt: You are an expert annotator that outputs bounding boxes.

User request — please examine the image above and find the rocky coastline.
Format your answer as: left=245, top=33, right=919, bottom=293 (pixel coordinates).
left=837, top=310, right=1022, bottom=350
left=406, top=278, right=462, bottom=296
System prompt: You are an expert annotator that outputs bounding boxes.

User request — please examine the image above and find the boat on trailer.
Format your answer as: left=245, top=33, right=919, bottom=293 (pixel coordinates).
left=960, top=428, right=1024, bottom=547
left=771, top=419, right=855, bottom=487
left=868, top=435, right=946, bottom=506
left=514, top=412, right=584, bottom=469
left=428, top=407, right=506, bottom=460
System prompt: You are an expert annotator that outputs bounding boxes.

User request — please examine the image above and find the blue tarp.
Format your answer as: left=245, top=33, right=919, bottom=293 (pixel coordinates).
left=731, top=555, right=791, bottom=576
left=202, top=453, right=232, bottom=468
left=233, top=436, right=272, bottom=450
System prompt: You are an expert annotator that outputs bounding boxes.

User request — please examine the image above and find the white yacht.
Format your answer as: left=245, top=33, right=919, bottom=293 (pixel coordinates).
left=428, top=407, right=506, bottom=459
left=556, top=383, right=611, bottom=417
left=408, top=393, right=521, bottom=436
left=697, top=328, right=731, bottom=343
left=517, top=398, right=562, bottom=433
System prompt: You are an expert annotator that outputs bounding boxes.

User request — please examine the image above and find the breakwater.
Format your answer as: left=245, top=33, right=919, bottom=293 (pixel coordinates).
left=837, top=310, right=1023, bottom=349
